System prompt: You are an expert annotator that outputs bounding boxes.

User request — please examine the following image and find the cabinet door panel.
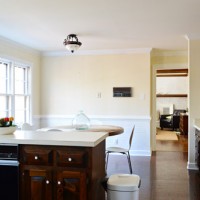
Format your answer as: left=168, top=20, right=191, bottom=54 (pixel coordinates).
left=56, top=171, right=87, bottom=200
left=21, top=169, right=53, bottom=200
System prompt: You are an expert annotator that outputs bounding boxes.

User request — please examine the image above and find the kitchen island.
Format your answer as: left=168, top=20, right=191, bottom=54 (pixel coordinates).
left=0, top=130, right=110, bottom=200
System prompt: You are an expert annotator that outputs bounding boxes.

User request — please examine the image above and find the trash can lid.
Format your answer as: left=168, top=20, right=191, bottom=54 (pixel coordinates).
left=107, top=174, right=141, bottom=192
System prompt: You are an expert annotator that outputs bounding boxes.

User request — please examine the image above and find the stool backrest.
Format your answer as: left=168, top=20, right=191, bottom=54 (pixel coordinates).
left=129, top=126, right=135, bottom=150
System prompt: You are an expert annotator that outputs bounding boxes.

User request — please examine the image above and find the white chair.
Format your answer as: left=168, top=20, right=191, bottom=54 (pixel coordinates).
left=21, top=123, right=32, bottom=130
left=105, top=126, right=135, bottom=174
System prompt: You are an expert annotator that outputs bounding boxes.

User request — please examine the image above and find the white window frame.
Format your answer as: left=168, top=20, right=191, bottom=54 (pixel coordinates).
left=0, top=58, right=32, bottom=126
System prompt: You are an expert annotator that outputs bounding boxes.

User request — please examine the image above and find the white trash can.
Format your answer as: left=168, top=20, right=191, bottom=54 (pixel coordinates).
left=107, top=174, right=141, bottom=200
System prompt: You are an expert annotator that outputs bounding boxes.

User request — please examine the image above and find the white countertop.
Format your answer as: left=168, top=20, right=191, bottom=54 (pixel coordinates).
left=0, top=130, right=109, bottom=147
left=194, top=119, right=200, bottom=131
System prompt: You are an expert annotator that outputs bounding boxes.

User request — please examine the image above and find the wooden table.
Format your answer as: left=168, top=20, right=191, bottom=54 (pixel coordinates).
left=86, top=125, right=124, bottom=136
left=38, top=125, right=124, bottom=136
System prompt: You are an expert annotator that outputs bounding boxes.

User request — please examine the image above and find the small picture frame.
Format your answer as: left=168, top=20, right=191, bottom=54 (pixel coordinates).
left=113, top=87, right=132, bottom=97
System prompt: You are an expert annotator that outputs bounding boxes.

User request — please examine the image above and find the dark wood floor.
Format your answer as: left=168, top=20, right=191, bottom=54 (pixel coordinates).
left=106, top=134, right=200, bottom=200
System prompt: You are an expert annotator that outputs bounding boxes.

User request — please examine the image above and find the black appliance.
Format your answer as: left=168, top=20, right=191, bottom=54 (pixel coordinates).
left=0, top=144, right=19, bottom=200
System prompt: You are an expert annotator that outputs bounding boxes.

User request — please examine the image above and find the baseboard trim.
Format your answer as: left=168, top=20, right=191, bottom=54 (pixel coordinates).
left=187, top=162, right=199, bottom=170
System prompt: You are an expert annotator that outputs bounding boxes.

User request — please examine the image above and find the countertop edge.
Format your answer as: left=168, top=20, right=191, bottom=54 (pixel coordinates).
left=194, top=119, right=200, bottom=131
left=194, top=125, right=200, bottom=131
left=0, top=131, right=109, bottom=147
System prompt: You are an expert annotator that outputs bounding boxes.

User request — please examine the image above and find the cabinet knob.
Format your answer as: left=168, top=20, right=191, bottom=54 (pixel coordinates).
left=68, top=157, right=72, bottom=162
left=34, top=155, right=39, bottom=160
left=46, top=180, right=50, bottom=184
left=57, top=181, right=61, bottom=185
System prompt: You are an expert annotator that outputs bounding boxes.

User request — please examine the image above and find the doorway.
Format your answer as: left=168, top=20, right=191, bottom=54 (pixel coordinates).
left=155, top=69, right=188, bottom=152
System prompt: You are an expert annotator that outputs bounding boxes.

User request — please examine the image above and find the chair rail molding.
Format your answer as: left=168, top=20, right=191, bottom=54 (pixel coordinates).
left=34, top=114, right=151, bottom=157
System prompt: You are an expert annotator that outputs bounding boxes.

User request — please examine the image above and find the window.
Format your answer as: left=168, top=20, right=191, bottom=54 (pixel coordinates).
left=0, top=59, right=31, bottom=126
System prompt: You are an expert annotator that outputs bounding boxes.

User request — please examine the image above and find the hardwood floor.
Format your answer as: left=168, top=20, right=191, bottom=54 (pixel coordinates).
left=106, top=131, right=199, bottom=200
left=106, top=152, right=200, bottom=200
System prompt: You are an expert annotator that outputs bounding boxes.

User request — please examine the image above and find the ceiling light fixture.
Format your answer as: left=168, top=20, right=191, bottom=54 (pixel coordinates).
left=63, top=34, right=82, bottom=53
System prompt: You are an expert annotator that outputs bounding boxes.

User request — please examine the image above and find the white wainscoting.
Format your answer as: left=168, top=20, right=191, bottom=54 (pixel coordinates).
left=33, top=115, right=151, bottom=156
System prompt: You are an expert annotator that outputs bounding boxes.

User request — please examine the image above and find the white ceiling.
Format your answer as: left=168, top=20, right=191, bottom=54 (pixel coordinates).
left=0, top=0, right=200, bottom=53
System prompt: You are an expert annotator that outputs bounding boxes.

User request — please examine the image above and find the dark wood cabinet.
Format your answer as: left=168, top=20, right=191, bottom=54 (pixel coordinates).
left=20, top=142, right=105, bottom=200
left=56, top=170, right=87, bottom=200
left=179, top=114, right=188, bottom=135
left=21, top=168, right=53, bottom=200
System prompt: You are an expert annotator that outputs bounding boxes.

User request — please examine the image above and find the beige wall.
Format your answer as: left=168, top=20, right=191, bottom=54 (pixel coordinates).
left=188, top=39, right=200, bottom=168
left=41, top=53, right=151, bottom=117
left=189, top=40, right=200, bottom=118
left=151, top=50, right=188, bottom=65
left=0, top=36, right=41, bottom=116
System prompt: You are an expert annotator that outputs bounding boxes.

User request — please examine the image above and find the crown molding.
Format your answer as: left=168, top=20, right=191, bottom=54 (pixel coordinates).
left=0, top=35, right=40, bottom=55
left=185, top=34, right=200, bottom=40
left=42, top=48, right=152, bottom=57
